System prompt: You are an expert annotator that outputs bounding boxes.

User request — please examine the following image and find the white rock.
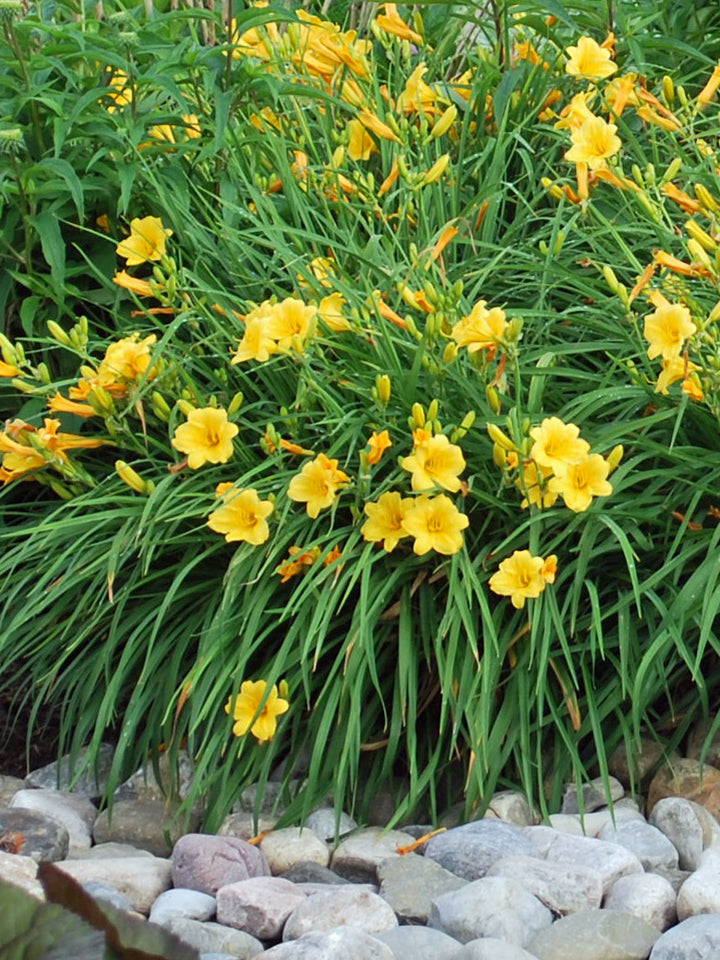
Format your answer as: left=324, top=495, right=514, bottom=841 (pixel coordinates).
left=260, top=827, right=329, bottom=874
left=604, top=873, right=677, bottom=931
left=0, top=851, right=44, bottom=900
left=52, top=856, right=171, bottom=914
left=216, top=876, right=306, bottom=939
left=525, top=825, right=644, bottom=893
left=597, top=820, right=679, bottom=871
left=283, top=886, right=398, bottom=940
left=429, top=876, right=552, bottom=946
left=677, top=864, right=720, bottom=920
left=149, top=887, right=216, bottom=924
left=487, top=854, right=603, bottom=914
left=549, top=805, right=644, bottom=838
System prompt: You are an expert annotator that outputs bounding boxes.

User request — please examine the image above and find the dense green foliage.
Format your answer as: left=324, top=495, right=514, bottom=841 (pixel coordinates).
left=2, top=0, right=720, bottom=830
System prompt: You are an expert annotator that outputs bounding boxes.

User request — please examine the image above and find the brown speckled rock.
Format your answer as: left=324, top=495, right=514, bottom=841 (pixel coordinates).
left=172, top=833, right=270, bottom=895
left=647, top=759, right=720, bottom=820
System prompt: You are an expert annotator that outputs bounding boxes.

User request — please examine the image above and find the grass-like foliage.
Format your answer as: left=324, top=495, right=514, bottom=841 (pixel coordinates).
left=3, top=0, right=720, bottom=829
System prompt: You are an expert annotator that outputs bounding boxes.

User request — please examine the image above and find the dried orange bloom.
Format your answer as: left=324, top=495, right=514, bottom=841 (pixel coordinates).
left=276, top=545, right=322, bottom=582
left=396, top=63, right=443, bottom=116
left=653, top=250, right=710, bottom=279
left=661, top=182, right=704, bottom=216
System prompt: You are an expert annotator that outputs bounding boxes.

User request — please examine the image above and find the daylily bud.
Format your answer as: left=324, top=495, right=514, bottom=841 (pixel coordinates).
left=487, top=422, right=516, bottom=450
left=606, top=444, right=623, bottom=473
left=492, top=442, right=507, bottom=468
left=11, top=378, right=38, bottom=394
left=376, top=374, right=391, bottom=405
left=429, top=105, right=457, bottom=140
left=151, top=391, right=172, bottom=421
left=662, top=75, right=675, bottom=105
left=695, top=182, right=719, bottom=212
left=421, top=154, right=450, bottom=186
left=411, top=402, right=425, bottom=427
left=661, top=156, right=682, bottom=183
left=176, top=399, right=195, bottom=416
left=443, top=342, right=458, bottom=363
left=708, top=300, right=720, bottom=324
left=115, top=460, right=154, bottom=494
left=228, top=391, right=244, bottom=416
left=88, top=386, right=116, bottom=413
left=686, top=220, right=717, bottom=251
left=47, top=320, right=72, bottom=347
left=36, top=362, right=51, bottom=384
left=427, top=399, right=439, bottom=422
left=687, top=239, right=713, bottom=269
left=603, top=265, right=622, bottom=294
left=486, top=385, right=501, bottom=414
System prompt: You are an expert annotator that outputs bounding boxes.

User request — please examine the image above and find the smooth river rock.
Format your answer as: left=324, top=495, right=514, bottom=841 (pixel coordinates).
left=424, top=820, right=532, bottom=881
left=528, top=909, right=661, bottom=960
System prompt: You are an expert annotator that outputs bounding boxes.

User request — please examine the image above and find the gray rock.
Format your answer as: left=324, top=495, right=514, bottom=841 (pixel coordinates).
left=163, top=917, right=263, bottom=958
left=525, top=825, right=644, bottom=893
left=377, top=851, right=466, bottom=923
left=604, top=873, right=677, bottom=932
left=428, top=875, right=552, bottom=946
left=263, top=927, right=394, bottom=959
left=0, top=775, right=25, bottom=806
left=283, top=886, right=398, bottom=940
left=216, top=876, right=306, bottom=939
left=330, top=827, right=416, bottom=882
left=11, top=788, right=96, bottom=854
left=0, top=806, right=68, bottom=862
left=454, top=940, right=542, bottom=960
left=53, top=856, right=172, bottom=914
left=686, top=799, right=720, bottom=847
left=172, top=834, right=270, bottom=895
left=304, top=808, right=357, bottom=841
left=116, top=750, right=195, bottom=801
left=561, top=776, right=625, bottom=814
left=649, top=913, right=720, bottom=958
left=219, top=813, right=276, bottom=841
left=529, top=909, right=661, bottom=959
left=609, top=738, right=671, bottom=788
left=94, top=798, right=198, bottom=858
left=0, top=850, right=44, bottom=900
left=487, top=853, right=603, bottom=914
left=486, top=791, right=536, bottom=826
left=279, top=862, right=351, bottom=884
left=424, top=820, right=532, bottom=881
left=260, top=827, right=329, bottom=874
left=149, top=888, right=217, bottom=924
left=597, top=819, right=679, bottom=871
left=649, top=798, right=705, bottom=870
left=373, top=925, right=462, bottom=959
left=238, top=781, right=304, bottom=816
left=82, top=880, right=136, bottom=913
left=25, top=744, right=115, bottom=796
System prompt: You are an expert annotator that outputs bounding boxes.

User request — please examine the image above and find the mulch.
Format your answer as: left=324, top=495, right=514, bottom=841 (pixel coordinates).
left=0, top=689, right=62, bottom=779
